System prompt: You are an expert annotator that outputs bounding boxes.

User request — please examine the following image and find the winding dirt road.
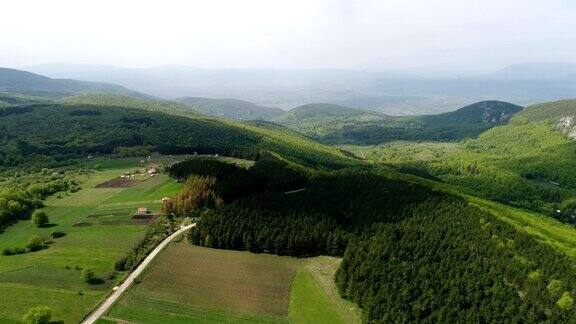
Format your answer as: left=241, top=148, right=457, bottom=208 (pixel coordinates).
left=82, top=223, right=195, bottom=324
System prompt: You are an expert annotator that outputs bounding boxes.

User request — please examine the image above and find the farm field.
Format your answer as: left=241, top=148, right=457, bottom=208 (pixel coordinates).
left=104, top=244, right=358, bottom=323
left=0, top=157, right=183, bottom=323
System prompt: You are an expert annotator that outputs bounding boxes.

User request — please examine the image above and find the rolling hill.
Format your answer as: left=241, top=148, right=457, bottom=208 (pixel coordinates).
left=0, top=97, right=354, bottom=169
left=60, top=93, right=202, bottom=118
left=177, top=97, right=284, bottom=121
left=276, top=100, right=522, bottom=144
left=276, top=103, right=385, bottom=122
left=0, top=67, right=143, bottom=97
left=366, top=99, right=576, bottom=220
left=512, top=99, right=576, bottom=139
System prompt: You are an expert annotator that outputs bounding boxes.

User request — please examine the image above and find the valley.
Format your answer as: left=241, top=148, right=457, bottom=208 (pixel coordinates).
left=2, top=66, right=576, bottom=323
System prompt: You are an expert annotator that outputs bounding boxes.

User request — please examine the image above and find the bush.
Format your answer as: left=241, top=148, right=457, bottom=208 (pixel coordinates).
left=557, top=292, right=575, bottom=311
left=114, top=255, right=128, bottom=271
left=23, top=306, right=51, bottom=324
left=50, top=231, right=66, bottom=239
left=26, top=235, right=44, bottom=252
left=31, top=210, right=49, bottom=228
left=82, top=268, right=97, bottom=284
left=2, top=247, right=26, bottom=256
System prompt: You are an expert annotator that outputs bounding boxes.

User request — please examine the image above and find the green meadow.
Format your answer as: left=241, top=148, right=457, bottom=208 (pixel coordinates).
left=0, top=158, right=183, bottom=323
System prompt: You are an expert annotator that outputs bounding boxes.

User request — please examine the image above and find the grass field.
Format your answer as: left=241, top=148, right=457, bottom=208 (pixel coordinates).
left=0, top=157, right=183, bottom=323
left=289, top=257, right=361, bottom=324
left=104, top=244, right=359, bottom=323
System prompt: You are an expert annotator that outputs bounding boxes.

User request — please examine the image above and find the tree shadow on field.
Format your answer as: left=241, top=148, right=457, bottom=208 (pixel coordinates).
left=41, top=223, right=58, bottom=228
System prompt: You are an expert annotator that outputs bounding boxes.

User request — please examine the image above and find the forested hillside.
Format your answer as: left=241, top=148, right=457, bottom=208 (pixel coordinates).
left=167, top=158, right=576, bottom=322
left=60, top=92, right=202, bottom=117
left=365, top=100, right=576, bottom=223
left=178, top=97, right=284, bottom=121
left=0, top=101, right=354, bottom=170
left=277, top=101, right=522, bottom=144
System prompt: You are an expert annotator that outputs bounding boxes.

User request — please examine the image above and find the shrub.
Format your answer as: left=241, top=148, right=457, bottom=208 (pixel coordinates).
left=105, top=271, right=117, bottom=280
left=23, top=306, right=51, bottom=324
left=82, top=268, right=96, bottom=284
left=31, top=210, right=49, bottom=228
left=2, top=247, right=26, bottom=256
left=557, top=292, right=574, bottom=311
left=50, top=231, right=66, bottom=239
left=114, top=255, right=128, bottom=271
left=26, top=235, right=44, bottom=252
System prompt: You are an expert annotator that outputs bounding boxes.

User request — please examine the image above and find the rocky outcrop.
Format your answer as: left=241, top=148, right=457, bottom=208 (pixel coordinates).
left=556, top=116, right=576, bottom=140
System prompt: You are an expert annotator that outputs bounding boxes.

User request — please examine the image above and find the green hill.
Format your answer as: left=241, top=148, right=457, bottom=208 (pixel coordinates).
left=178, top=97, right=284, bottom=121
left=513, top=99, right=576, bottom=139
left=0, top=67, right=142, bottom=97
left=0, top=91, right=45, bottom=108
left=364, top=99, right=576, bottom=221
left=276, top=101, right=522, bottom=144
left=0, top=100, right=353, bottom=169
left=61, top=92, right=202, bottom=118
left=276, top=103, right=385, bottom=121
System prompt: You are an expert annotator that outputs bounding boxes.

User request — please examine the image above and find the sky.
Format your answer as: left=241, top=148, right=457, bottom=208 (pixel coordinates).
left=1, top=0, right=576, bottom=73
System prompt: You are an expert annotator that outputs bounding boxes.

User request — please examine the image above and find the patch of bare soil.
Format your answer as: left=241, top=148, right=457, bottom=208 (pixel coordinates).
left=95, top=177, right=140, bottom=188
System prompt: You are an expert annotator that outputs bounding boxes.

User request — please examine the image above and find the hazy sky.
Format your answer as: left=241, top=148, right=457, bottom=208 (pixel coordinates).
left=1, top=0, right=575, bottom=73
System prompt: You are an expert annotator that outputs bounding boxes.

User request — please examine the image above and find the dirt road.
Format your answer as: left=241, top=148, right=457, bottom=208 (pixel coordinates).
left=81, top=223, right=195, bottom=324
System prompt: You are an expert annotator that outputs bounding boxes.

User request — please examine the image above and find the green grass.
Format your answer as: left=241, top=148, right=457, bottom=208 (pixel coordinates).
left=289, top=257, right=361, bottom=324
left=0, top=157, right=182, bottom=323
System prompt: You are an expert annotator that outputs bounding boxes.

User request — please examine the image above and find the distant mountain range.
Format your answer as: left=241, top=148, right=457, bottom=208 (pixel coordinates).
left=23, top=62, right=576, bottom=115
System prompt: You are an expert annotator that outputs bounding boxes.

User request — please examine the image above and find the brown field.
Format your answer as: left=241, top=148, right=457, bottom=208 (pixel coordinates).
left=109, top=243, right=302, bottom=321
left=95, top=177, right=141, bottom=188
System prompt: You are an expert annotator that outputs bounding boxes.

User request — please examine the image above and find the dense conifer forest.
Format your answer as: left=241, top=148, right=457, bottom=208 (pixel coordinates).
left=167, top=158, right=576, bottom=322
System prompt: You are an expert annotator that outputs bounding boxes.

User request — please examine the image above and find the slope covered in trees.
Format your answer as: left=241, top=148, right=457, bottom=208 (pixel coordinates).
left=178, top=97, right=284, bottom=121
left=366, top=100, right=576, bottom=223
left=276, top=101, right=522, bottom=144
left=60, top=92, right=202, bottom=117
left=0, top=99, right=355, bottom=170
left=168, top=158, right=576, bottom=322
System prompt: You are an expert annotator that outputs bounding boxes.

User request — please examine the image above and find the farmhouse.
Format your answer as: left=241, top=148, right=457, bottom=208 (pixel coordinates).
left=147, top=168, right=158, bottom=176
left=136, top=208, right=148, bottom=216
